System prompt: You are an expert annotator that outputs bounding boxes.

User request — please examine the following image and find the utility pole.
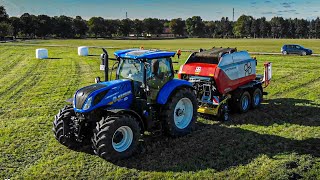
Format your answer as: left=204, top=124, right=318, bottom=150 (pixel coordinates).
left=126, top=12, right=128, bottom=19
left=233, top=8, right=235, bottom=22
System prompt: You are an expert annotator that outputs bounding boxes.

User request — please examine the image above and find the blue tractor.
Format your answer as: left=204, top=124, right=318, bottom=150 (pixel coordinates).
left=53, top=49, right=198, bottom=161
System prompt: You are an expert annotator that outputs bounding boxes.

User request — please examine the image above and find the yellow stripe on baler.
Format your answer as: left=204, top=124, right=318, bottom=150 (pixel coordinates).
left=198, top=107, right=218, bottom=115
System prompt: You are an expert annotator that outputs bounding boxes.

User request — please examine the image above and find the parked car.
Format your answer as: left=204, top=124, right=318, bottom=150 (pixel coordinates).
left=281, top=44, right=313, bottom=56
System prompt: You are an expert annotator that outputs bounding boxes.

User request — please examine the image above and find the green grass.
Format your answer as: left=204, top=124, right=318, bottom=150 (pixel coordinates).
left=6, top=38, right=320, bottom=53
left=0, top=39, right=319, bottom=179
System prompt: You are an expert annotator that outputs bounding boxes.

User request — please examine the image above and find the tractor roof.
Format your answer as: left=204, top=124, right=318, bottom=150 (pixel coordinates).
left=114, top=49, right=176, bottom=60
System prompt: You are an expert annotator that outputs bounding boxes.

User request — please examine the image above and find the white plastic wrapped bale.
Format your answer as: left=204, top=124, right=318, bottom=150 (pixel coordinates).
left=36, top=48, right=48, bottom=59
left=78, top=46, right=89, bottom=56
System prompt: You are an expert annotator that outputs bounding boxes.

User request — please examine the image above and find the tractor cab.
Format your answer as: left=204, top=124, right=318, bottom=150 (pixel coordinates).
left=110, top=49, right=175, bottom=102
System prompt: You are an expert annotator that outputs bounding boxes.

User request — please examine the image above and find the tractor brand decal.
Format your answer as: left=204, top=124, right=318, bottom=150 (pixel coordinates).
left=106, top=92, right=119, bottom=100
left=195, top=67, right=201, bottom=74
left=111, top=91, right=132, bottom=103
left=224, top=66, right=236, bottom=72
left=244, top=62, right=252, bottom=76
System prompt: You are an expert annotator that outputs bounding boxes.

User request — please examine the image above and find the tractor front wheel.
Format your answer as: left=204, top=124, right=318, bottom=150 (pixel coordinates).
left=52, top=105, right=81, bottom=149
left=92, top=115, right=140, bottom=161
left=161, top=88, right=198, bottom=137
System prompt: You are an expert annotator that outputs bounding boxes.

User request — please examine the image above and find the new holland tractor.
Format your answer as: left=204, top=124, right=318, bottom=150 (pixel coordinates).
left=53, top=49, right=198, bottom=161
left=178, top=48, right=272, bottom=121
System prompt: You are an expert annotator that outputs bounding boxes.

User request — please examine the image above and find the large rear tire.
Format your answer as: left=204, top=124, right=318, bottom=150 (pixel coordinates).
left=92, top=115, right=140, bottom=161
left=161, top=88, right=198, bottom=137
left=52, top=105, right=81, bottom=149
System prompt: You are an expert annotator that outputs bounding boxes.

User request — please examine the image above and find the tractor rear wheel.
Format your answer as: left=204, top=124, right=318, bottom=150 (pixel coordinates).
left=236, top=91, right=251, bottom=113
left=92, top=115, right=140, bottom=161
left=251, top=87, right=263, bottom=109
left=52, top=105, right=81, bottom=149
left=161, top=88, right=198, bottom=137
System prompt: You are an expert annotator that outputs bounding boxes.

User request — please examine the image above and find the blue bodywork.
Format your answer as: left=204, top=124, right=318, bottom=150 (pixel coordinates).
left=114, top=49, right=176, bottom=60
left=73, top=49, right=193, bottom=115
left=157, top=79, right=192, bottom=105
left=74, top=79, right=134, bottom=113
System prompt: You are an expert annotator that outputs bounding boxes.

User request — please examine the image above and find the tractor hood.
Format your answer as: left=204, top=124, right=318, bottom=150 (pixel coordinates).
left=73, top=79, right=133, bottom=113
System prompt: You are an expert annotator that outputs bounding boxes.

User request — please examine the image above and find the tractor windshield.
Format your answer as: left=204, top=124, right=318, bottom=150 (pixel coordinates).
left=118, top=58, right=145, bottom=83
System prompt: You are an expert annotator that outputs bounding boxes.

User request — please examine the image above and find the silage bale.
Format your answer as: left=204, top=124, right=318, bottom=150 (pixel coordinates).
left=36, top=48, right=48, bottom=59
left=78, top=46, right=89, bottom=56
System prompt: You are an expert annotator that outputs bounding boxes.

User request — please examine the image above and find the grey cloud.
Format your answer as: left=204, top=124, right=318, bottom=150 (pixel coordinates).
left=281, top=2, right=293, bottom=8
left=261, top=11, right=273, bottom=15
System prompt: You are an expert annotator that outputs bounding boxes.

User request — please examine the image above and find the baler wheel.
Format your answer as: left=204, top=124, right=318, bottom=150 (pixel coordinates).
left=161, top=88, right=198, bottom=137
left=217, top=104, right=229, bottom=121
left=236, top=91, right=251, bottom=113
left=251, top=87, right=262, bottom=109
left=92, top=115, right=140, bottom=161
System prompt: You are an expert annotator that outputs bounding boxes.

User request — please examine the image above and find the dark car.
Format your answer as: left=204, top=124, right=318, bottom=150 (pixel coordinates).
left=281, top=44, right=313, bottom=56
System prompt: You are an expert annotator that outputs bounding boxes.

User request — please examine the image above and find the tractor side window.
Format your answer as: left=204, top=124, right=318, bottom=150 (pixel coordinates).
left=157, top=58, right=173, bottom=78
left=146, top=58, right=173, bottom=79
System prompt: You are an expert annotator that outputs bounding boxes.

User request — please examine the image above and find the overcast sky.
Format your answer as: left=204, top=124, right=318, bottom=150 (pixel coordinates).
left=0, top=0, right=319, bottom=20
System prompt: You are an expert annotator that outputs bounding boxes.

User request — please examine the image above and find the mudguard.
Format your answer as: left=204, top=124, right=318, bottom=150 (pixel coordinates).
left=107, top=109, right=145, bottom=131
left=156, top=79, right=193, bottom=105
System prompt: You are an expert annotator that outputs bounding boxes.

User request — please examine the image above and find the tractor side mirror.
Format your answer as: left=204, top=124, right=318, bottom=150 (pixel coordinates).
left=95, top=77, right=101, bottom=83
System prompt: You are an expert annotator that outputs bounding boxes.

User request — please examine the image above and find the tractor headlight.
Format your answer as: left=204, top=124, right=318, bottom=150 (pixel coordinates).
left=83, top=97, right=93, bottom=110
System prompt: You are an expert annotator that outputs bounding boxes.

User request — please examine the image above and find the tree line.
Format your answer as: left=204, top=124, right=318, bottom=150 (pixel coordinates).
left=1, top=6, right=320, bottom=39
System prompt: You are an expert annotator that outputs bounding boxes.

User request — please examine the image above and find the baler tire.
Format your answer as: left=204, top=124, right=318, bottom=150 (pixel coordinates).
left=237, top=91, right=251, bottom=113
left=217, top=104, right=229, bottom=121
left=52, top=105, right=81, bottom=149
left=251, top=87, right=263, bottom=109
left=161, top=88, right=198, bottom=137
left=92, top=115, right=140, bottom=161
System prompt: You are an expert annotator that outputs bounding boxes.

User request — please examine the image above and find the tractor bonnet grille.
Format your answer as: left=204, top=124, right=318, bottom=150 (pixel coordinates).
left=75, top=84, right=106, bottom=109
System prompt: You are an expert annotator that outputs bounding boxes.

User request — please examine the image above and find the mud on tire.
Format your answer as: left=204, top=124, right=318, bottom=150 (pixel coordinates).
left=161, top=88, right=198, bottom=137
left=92, top=115, right=141, bottom=161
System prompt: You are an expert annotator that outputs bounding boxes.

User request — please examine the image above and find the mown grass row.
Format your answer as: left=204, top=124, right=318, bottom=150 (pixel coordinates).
left=0, top=40, right=319, bottom=179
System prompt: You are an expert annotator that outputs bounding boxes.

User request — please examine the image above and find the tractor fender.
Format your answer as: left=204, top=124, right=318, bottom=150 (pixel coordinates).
left=106, top=109, right=145, bottom=131
left=156, top=79, right=193, bottom=105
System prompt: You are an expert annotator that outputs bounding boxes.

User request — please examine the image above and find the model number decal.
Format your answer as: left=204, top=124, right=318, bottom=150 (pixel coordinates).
left=195, top=67, right=201, bottom=73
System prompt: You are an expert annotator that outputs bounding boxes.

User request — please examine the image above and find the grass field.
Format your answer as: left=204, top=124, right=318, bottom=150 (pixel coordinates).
left=0, top=39, right=319, bottom=179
